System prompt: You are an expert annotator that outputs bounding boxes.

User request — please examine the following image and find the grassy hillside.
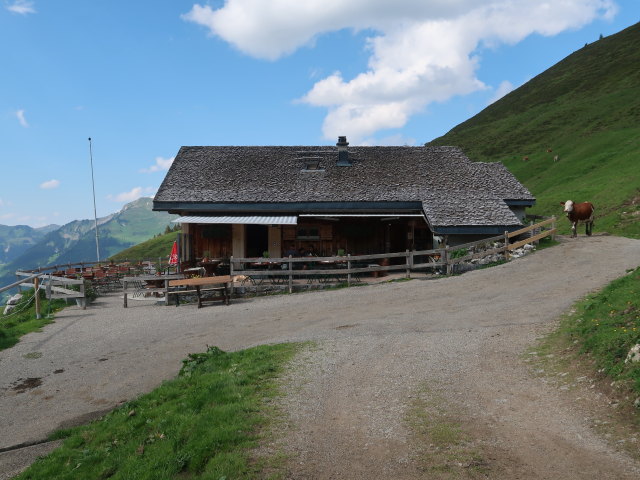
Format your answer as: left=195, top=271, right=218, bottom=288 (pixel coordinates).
left=109, top=230, right=180, bottom=263
left=428, top=22, right=640, bottom=238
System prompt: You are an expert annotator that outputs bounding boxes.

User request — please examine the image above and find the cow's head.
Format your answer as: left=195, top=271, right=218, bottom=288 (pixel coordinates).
left=561, top=200, right=574, bottom=213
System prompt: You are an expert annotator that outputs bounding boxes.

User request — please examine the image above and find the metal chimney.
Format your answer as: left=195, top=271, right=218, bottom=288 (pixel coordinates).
left=336, top=136, right=351, bottom=166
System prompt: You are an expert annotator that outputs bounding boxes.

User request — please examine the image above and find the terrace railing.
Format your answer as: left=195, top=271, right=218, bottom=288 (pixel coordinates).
left=230, top=216, right=556, bottom=293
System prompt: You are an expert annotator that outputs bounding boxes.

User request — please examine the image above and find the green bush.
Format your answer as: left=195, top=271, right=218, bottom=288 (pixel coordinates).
left=450, top=248, right=469, bottom=259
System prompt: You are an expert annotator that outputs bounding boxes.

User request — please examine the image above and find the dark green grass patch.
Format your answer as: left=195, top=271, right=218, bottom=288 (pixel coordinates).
left=16, top=343, right=301, bottom=480
left=0, top=289, right=67, bottom=351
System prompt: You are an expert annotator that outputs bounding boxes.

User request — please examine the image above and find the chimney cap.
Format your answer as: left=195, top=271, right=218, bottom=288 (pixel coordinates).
left=336, top=136, right=349, bottom=147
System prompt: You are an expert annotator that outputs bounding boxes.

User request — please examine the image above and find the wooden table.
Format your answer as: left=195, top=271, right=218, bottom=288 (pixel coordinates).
left=169, top=275, right=234, bottom=308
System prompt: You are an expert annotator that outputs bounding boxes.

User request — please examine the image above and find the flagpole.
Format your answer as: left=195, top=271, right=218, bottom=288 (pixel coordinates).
left=88, top=137, right=100, bottom=261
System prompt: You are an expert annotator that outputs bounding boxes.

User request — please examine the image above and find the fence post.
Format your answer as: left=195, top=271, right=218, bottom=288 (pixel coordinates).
left=288, top=255, right=293, bottom=294
left=34, top=276, right=41, bottom=319
left=230, top=256, right=234, bottom=277
left=46, top=274, right=52, bottom=301
left=445, top=248, right=452, bottom=276
left=347, top=254, right=351, bottom=286
left=551, top=216, right=556, bottom=241
left=80, top=280, right=86, bottom=310
left=405, top=249, right=410, bottom=279
left=504, top=231, right=510, bottom=261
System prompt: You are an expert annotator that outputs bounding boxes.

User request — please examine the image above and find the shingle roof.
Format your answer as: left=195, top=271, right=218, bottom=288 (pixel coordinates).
left=154, top=145, right=534, bottom=228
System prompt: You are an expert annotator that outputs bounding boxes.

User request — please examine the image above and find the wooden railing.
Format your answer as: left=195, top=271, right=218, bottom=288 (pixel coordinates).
left=0, top=272, right=88, bottom=318
left=230, top=216, right=557, bottom=292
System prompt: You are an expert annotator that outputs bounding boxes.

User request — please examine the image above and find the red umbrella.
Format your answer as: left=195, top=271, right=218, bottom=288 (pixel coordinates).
left=168, top=241, right=178, bottom=265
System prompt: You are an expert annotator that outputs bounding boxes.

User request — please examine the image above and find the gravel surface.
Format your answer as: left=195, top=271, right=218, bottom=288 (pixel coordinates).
left=1, top=234, right=640, bottom=478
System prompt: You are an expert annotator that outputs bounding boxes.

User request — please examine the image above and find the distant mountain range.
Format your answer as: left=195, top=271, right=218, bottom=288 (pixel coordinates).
left=0, top=224, right=60, bottom=265
left=0, top=198, right=177, bottom=290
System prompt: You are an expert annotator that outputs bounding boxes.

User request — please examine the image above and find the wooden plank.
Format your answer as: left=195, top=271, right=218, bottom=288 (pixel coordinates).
left=169, top=275, right=233, bottom=287
left=507, top=229, right=556, bottom=250
left=167, top=287, right=226, bottom=295
left=412, top=248, right=446, bottom=256
left=411, top=262, right=446, bottom=269
left=47, top=285, right=84, bottom=297
left=507, top=217, right=556, bottom=238
left=34, top=277, right=41, bottom=319
left=0, top=273, right=41, bottom=294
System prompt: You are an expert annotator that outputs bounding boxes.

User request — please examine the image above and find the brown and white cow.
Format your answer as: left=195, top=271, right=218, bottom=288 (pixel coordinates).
left=560, top=200, right=594, bottom=237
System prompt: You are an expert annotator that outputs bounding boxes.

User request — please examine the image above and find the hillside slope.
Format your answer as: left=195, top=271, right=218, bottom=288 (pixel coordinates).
left=428, top=22, right=640, bottom=237
left=0, top=198, right=176, bottom=289
left=0, top=224, right=58, bottom=267
left=109, top=230, right=180, bottom=263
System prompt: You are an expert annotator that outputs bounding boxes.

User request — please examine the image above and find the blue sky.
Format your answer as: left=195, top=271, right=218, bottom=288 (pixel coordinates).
left=1, top=0, right=638, bottom=227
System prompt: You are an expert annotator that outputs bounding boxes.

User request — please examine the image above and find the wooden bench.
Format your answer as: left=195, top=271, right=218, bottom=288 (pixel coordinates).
left=169, top=275, right=234, bottom=308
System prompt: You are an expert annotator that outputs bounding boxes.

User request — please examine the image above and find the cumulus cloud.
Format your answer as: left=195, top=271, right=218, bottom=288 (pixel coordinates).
left=16, top=109, right=29, bottom=127
left=107, top=186, right=156, bottom=203
left=40, top=179, right=60, bottom=189
left=488, top=80, right=516, bottom=105
left=140, top=156, right=174, bottom=173
left=184, top=0, right=617, bottom=143
left=6, top=0, right=36, bottom=14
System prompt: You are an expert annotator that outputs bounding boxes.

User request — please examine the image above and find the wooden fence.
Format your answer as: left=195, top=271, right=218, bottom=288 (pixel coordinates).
left=230, top=217, right=557, bottom=293
left=0, top=272, right=88, bottom=319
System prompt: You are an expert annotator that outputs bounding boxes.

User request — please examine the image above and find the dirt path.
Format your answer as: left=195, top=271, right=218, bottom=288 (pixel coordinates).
left=1, top=234, right=640, bottom=478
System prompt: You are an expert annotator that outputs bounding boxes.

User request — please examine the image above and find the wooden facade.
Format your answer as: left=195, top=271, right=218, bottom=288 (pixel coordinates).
left=182, top=217, right=434, bottom=262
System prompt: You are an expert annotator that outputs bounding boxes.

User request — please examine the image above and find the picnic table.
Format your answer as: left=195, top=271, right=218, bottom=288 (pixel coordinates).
left=169, top=275, right=235, bottom=308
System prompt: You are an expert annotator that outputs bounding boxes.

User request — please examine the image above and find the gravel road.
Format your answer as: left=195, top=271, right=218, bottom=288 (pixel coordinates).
left=1, top=234, right=640, bottom=479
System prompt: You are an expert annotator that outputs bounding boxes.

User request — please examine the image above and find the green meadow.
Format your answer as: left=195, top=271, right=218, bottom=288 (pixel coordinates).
left=429, top=22, right=640, bottom=238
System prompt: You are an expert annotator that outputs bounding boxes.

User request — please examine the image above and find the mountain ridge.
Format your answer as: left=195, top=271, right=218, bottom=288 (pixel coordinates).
left=428, top=22, right=640, bottom=237
left=0, top=198, right=177, bottom=292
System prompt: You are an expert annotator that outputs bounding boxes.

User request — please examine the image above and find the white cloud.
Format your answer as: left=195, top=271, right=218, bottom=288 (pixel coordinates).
left=184, top=0, right=617, bottom=143
left=488, top=80, right=515, bottom=105
left=359, top=134, right=417, bottom=146
left=107, top=186, right=156, bottom=203
left=6, top=0, right=36, bottom=14
left=16, top=109, right=29, bottom=127
left=140, top=156, right=174, bottom=173
left=40, top=179, right=60, bottom=189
